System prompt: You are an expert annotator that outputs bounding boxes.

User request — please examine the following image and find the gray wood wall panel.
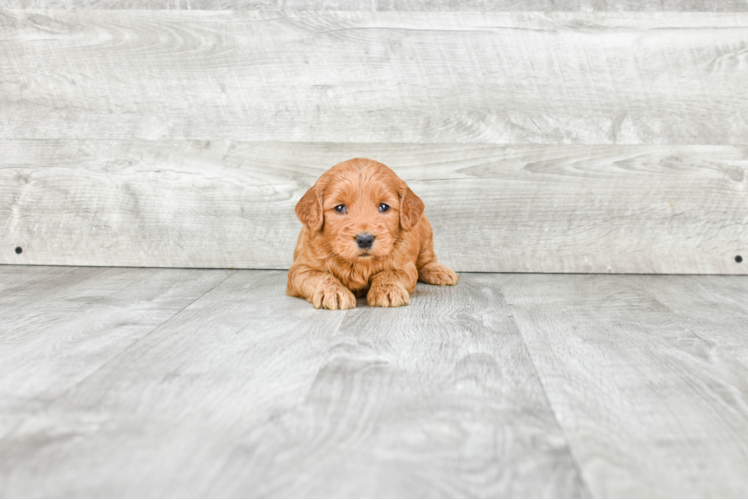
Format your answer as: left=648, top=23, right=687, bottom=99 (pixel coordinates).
left=2, top=141, right=746, bottom=273
left=2, top=8, right=746, bottom=272
left=0, top=270, right=584, bottom=497
left=499, top=273, right=748, bottom=497
left=6, top=1, right=748, bottom=10
left=2, top=10, right=747, bottom=145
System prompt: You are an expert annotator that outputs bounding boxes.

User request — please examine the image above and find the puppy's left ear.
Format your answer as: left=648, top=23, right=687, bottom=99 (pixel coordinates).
left=399, top=185, right=425, bottom=231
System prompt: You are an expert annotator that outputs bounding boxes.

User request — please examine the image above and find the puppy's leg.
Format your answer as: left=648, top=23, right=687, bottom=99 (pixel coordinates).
left=418, top=262, right=459, bottom=286
left=287, top=264, right=356, bottom=310
left=368, top=265, right=417, bottom=308
left=416, top=223, right=459, bottom=286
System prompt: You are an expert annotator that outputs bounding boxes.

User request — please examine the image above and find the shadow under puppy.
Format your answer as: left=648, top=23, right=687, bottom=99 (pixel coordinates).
left=287, top=158, right=458, bottom=310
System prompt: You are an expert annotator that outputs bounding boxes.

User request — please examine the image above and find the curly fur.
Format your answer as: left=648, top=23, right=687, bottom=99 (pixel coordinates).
left=287, top=158, right=459, bottom=309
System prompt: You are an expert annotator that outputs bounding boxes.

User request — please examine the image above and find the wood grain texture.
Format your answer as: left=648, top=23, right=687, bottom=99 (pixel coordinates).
left=0, top=265, right=233, bottom=441
left=500, top=273, right=748, bottom=497
left=2, top=141, right=746, bottom=273
left=638, top=275, right=748, bottom=369
left=0, top=269, right=584, bottom=498
left=6, top=0, right=748, bottom=10
left=2, top=10, right=748, bottom=144
left=2, top=267, right=748, bottom=496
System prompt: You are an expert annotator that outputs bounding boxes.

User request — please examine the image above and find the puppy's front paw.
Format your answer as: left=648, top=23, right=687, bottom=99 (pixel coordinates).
left=367, top=283, right=409, bottom=308
left=311, top=284, right=356, bottom=310
left=418, top=263, right=459, bottom=286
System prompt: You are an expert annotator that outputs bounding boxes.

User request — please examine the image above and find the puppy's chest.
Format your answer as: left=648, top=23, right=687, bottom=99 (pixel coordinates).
left=329, top=260, right=386, bottom=294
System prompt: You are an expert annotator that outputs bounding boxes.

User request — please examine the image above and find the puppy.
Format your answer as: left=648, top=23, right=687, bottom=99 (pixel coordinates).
left=287, top=158, right=458, bottom=309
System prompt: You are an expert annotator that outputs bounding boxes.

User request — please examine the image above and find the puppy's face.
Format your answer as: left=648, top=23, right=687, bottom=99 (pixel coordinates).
left=295, top=159, right=424, bottom=262
left=322, top=167, right=401, bottom=261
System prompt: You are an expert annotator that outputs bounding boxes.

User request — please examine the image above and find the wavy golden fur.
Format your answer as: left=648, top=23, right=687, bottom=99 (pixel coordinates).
left=287, top=158, right=458, bottom=309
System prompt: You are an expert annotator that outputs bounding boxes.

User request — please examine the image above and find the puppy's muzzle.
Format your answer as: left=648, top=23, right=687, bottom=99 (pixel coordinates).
left=355, top=233, right=375, bottom=250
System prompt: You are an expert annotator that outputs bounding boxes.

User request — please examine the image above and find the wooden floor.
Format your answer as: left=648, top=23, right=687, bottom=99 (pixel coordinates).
left=1, top=265, right=748, bottom=497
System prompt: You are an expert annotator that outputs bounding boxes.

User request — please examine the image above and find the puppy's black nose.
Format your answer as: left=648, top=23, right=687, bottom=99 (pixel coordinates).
left=355, top=233, right=375, bottom=249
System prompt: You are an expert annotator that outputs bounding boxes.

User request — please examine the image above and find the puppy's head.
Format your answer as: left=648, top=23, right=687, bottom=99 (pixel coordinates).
left=295, top=158, right=424, bottom=261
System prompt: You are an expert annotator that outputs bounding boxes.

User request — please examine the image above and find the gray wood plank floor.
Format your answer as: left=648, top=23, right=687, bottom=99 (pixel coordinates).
left=1, top=265, right=747, bottom=497
left=0, top=266, right=232, bottom=441
left=498, top=274, right=748, bottom=497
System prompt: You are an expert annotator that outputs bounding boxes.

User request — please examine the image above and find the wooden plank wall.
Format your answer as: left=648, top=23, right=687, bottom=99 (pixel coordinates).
left=5, top=1, right=748, bottom=10
left=1, top=5, right=746, bottom=273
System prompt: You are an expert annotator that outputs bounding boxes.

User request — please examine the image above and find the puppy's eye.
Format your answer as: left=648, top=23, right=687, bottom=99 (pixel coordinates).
left=334, top=205, right=347, bottom=214
left=379, top=203, right=390, bottom=213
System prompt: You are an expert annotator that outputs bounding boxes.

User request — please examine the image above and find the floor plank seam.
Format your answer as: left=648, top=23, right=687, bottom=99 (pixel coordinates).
left=0, top=269, right=238, bottom=448
left=504, top=301, right=594, bottom=498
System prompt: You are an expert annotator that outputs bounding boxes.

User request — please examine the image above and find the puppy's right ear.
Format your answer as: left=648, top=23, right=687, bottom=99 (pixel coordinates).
left=295, top=184, right=324, bottom=232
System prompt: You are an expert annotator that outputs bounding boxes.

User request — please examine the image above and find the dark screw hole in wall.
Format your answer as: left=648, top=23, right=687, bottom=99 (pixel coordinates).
left=15, top=247, right=22, bottom=255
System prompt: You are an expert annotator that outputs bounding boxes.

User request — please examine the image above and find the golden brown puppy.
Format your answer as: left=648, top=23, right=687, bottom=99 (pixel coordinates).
left=287, top=158, right=458, bottom=310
